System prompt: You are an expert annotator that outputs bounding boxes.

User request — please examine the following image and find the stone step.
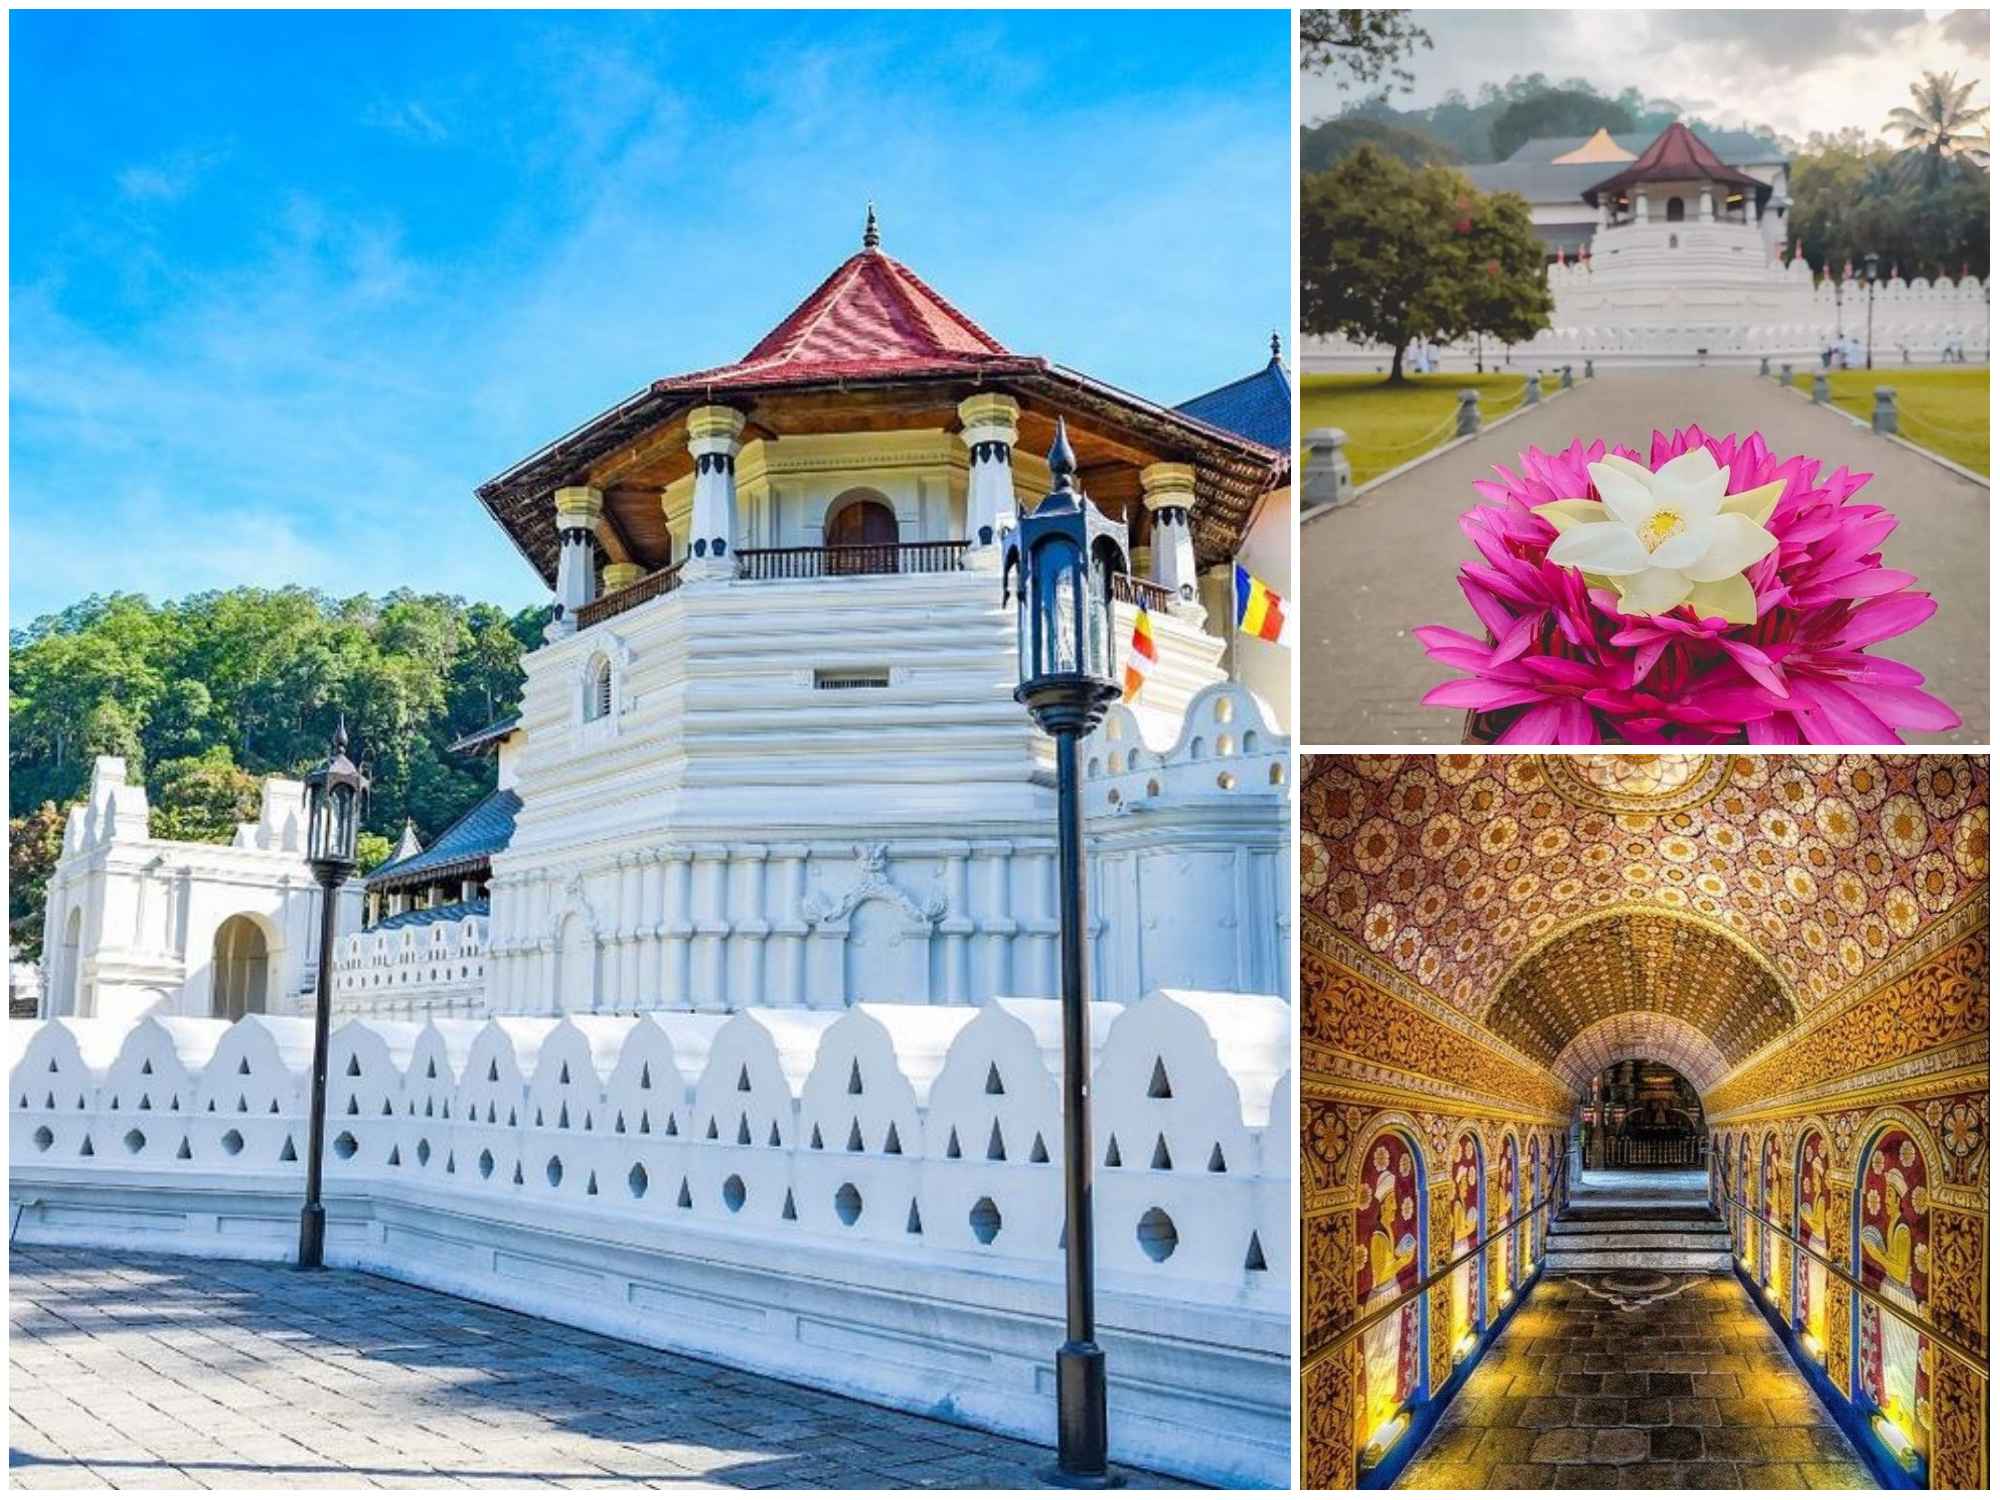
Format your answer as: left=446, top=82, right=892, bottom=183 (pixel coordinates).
left=1560, top=1203, right=1713, bottom=1220
left=1545, top=1247, right=1735, bottom=1272
left=1552, top=1217, right=1725, bottom=1235
left=1546, top=1230, right=1731, bottom=1252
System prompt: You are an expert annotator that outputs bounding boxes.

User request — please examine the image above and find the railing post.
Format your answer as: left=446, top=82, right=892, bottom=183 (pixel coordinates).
left=1759, top=355, right=1771, bottom=377
left=1812, top=371, right=1830, bottom=404
left=1873, top=386, right=1899, bottom=434
left=1561, top=364, right=1573, bottom=390
left=1779, top=361, right=1793, bottom=386
left=1456, top=389, right=1481, bottom=437
left=1303, top=428, right=1351, bottom=510
left=1584, top=357, right=1595, bottom=379
left=1525, top=373, right=1541, bottom=406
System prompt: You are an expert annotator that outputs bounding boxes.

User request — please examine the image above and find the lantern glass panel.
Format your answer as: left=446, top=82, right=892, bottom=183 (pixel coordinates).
left=1087, top=545, right=1114, bottom=679
left=1039, top=538, right=1081, bottom=678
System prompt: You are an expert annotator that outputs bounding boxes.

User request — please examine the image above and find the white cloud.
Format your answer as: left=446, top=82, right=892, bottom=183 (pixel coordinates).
left=362, top=99, right=449, bottom=144
left=114, top=145, right=228, bottom=203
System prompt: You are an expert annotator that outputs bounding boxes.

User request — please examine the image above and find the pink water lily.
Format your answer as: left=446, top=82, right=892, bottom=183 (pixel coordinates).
left=1417, top=426, right=1959, bottom=744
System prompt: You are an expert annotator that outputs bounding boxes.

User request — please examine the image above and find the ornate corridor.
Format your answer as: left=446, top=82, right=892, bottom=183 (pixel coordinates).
left=1301, top=755, right=1989, bottom=1489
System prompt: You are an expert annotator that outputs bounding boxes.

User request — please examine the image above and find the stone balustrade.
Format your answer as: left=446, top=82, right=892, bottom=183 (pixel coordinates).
left=10, top=988, right=1290, bottom=1485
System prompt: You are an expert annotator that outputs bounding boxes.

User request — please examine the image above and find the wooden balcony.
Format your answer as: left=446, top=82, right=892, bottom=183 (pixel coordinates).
left=1110, top=572, right=1179, bottom=613
left=574, top=560, right=685, bottom=628
left=736, top=540, right=968, bottom=580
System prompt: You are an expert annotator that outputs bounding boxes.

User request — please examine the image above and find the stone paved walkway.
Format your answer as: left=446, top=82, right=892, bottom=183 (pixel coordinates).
left=1392, top=1272, right=1876, bottom=1490
left=7, top=1247, right=1184, bottom=1491
left=1300, top=369, right=1988, bottom=744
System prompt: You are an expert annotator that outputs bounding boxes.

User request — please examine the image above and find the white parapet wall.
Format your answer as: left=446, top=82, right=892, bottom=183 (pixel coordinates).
left=10, top=990, right=1291, bottom=1487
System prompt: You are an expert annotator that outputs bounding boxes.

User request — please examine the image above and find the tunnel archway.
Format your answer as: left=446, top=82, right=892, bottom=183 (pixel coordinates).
left=209, top=914, right=273, bottom=1020
left=1303, top=753, right=1989, bottom=1490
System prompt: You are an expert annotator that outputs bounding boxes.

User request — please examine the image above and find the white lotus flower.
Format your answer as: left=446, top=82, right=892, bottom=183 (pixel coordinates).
left=1532, top=449, right=1783, bottom=624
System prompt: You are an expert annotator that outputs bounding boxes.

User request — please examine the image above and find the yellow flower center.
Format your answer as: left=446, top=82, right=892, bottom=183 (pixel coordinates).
left=1639, top=507, right=1686, bottom=553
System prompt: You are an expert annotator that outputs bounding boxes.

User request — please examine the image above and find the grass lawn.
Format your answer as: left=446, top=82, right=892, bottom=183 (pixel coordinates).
left=1302, top=371, right=1544, bottom=489
left=1786, top=366, right=1988, bottom=476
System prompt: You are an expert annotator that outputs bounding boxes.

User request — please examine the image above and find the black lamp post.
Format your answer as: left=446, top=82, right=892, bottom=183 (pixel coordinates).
left=1864, top=251, right=1880, bottom=370
left=1003, top=418, right=1127, bottom=1488
left=298, top=717, right=368, bottom=1270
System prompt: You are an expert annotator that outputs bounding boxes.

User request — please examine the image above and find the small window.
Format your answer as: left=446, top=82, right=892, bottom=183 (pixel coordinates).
left=814, top=668, right=891, bottom=690
left=585, top=656, right=612, bottom=721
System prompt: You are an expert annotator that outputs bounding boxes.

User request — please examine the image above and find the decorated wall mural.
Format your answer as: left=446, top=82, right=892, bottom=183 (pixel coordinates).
left=1355, top=1129, right=1424, bottom=1441
left=1797, top=1128, right=1832, bottom=1356
left=1857, top=1126, right=1933, bottom=1458
left=1303, top=754, right=1988, bottom=1491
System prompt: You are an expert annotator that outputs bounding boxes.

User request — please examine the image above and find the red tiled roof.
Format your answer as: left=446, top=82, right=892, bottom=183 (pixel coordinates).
left=1583, top=122, right=1770, bottom=209
left=655, top=247, right=1024, bottom=392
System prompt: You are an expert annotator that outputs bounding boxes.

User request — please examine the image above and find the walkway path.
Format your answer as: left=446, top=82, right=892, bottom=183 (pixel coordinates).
left=8, top=1246, right=1183, bottom=1491
left=1301, top=368, right=1988, bottom=744
left=1393, top=1271, right=1875, bottom=1489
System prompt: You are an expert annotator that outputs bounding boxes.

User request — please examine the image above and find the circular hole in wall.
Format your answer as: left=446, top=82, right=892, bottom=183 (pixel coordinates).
left=123, top=1129, right=146, bottom=1155
left=723, top=1174, right=747, bottom=1213
left=835, top=1182, right=863, bottom=1226
left=969, top=1196, right=1002, bottom=1245
left=546, top=1157, right=563, bottom=1189
left=33, top=1126, right=53, bottom=1152
left=478, top=1149, right=495, bottom=1180
left=1217, top=772, right=1238, bottom=791
left=334, top=1132, right=358, bottom=1161
left=628, top=1163, right=649, bottom=1199
left=221, top=1129, right=245, bottom=1156
left=1137, top=1206, right=1179, bottom=1262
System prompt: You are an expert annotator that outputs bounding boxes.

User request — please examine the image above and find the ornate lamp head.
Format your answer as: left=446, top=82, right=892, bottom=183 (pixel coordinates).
left=302, top=715, right=370, bottom=873
left=1002, top=418, right=1130, bottom=735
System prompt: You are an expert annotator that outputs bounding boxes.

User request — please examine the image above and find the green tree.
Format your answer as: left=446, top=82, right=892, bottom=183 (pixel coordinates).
left=1489, top=88, right=1635, bottom=162
left=1299, top=9, right=1431, bottom=95
left=1301, top=146, right=1553, bottom=382
left=146, top=748, right=265, bottom=845
left=1790, top=127, right=1990, bottom=281
left=1885, top=70, right=1991, bottom=187
left=9, top=803, right=67, bottom=961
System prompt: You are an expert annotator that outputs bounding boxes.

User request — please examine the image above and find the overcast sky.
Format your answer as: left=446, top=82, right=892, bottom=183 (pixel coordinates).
left=1304, top=8, right=1991, bottom=143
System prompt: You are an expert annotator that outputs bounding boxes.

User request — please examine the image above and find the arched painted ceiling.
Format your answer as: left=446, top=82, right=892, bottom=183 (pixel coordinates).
left=1493, top=913, right=1789, bottom=1083
left=1551, top=1011, right=1731, bottom=1096
left=1301, top=753, right=1989, bottom=1026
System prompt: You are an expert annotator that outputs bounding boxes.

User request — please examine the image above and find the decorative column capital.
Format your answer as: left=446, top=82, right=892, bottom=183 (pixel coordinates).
left=687, top=403, right=746, bottom=452
left=554, top=485, right=604, bottom=531
left=601, top=561, right=644, bottom=593
left=1139, top=462, right=1197, bottom=512
left=957, top=391, right=1020, bottom=447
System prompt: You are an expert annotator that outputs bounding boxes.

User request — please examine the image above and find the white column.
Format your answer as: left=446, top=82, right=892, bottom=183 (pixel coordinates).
left=1698, top=186, right=1714, bottom=223
left=1635, top=189, right=1650, bottom=225
left=689, top=847, right=729, bottom=1010
left=971, top=841, right=1014, bottom=1001
left=957, top=392, right=1020, bottom=562
left=939, top=844, right=972, bottom=1003
left=549, top=486, right=602, bottom=638
left=637, top=853, right=663, bottom=1009
left=769, top=844, right=810, bottom=1007
left=1140, top=461, right=1202, bottom=618
left=728, top=847, right=769, bottom=1005
left=661, top=849, right=693, bottom=1008
left=684, top=405, right=746, bottom=581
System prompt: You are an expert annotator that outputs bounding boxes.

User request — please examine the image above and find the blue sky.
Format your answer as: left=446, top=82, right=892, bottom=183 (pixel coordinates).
left=9, top=8, right=1291, bottom=624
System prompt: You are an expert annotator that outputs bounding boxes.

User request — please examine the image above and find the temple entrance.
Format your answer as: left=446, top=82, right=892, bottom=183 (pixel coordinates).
left=824, top=494, right=898, bottom=574
left=209, top=915, right=270, bottom=1020
left=1582, top=1059, right=1706, bottom=1169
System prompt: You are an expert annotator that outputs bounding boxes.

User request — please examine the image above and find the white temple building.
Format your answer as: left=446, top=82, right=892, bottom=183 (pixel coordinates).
left=17, top=215, right=1294, bottom=1485
left=1305, top=121, right=1990, bottom=371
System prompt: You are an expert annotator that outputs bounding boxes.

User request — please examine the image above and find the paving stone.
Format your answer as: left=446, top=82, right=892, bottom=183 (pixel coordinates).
left=10, top=1245, right=1187, bottom=1490
left=1529, top=1428, right=1592, bottom=1463
left=1590, top=1427, right=1650, bottom=1463
left=1649, top=1426, right=1703, bottom=1461
left=1573, top=1397, right=1628, bottom=1427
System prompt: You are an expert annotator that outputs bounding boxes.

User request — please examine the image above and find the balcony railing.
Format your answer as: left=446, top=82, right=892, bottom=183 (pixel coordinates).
left=736, top=540, right=968, bottom=580
left=574, top=560, right=685, bottom=629
left=1111, top=572, right=1178, bottom=613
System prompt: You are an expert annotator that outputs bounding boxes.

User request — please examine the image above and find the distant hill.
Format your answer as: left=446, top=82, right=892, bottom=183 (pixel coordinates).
left=1302, top=114, right=1461, bottom=172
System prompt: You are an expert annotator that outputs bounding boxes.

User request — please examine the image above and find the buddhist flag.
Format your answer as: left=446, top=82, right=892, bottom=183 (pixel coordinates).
left=1123, top=607, right=1157, bottom=701
left=1235, top=565, right=1294, bottom=648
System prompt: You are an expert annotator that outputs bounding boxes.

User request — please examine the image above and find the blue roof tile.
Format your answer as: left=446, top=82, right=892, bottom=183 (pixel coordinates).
left=367, top=787, right=520, bottom=890
left=1175, top=355, right=1291, bottom=453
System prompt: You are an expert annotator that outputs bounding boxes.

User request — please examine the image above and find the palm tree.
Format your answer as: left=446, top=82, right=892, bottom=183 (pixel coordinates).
left=1884, top=70, right=1991, bottom=186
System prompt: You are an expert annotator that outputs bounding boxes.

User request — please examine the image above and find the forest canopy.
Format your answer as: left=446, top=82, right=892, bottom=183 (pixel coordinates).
left=9, top=587, right=548, bottom=958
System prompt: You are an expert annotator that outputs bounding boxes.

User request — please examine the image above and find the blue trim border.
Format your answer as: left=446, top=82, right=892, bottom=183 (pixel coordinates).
left=1733, top=1260, right=1922, bottom=1489
left=1356, top=1259, right=1547, bottom=1490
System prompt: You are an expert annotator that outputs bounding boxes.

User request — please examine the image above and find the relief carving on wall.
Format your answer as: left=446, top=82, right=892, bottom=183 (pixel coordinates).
left=801, top=844, right=947, bottom=928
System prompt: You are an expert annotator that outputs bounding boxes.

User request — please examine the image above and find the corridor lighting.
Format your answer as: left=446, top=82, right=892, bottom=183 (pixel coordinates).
left=1802, top=1332, right=1824, bottom=1361
left=1453, top=1332, right=1476, bottom=1364
left=1874, top=1413, right=1919, bottom=1467
left=1362, top=1414, right=1407, bottom=1466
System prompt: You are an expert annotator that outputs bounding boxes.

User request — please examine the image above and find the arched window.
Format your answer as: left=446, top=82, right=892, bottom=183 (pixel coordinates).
left=825, top=493, right=899, bottom=575
left=1666, top=196, right=1686, bottom=222
left=211, top=915, right=270, bottom=1020
left=585, top=655, right=612, bottom=721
